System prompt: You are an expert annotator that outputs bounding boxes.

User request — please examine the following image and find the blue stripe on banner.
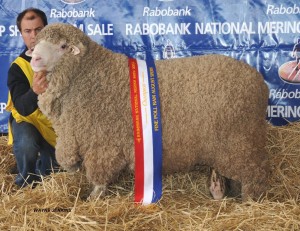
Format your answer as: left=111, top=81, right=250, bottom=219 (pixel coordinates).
left=146, top=57, right=163, bottom=203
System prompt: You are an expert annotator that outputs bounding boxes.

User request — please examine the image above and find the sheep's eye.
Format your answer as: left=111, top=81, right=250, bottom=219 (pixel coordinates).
left=61, top=44, right=67, bottom=49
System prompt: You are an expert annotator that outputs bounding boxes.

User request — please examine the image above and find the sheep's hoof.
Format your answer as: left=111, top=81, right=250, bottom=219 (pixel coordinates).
left=208, top=168, right=226, bottom=200
left=63, top=162, right=81, bottom=173
left=87, top=185, right=107, bottom=200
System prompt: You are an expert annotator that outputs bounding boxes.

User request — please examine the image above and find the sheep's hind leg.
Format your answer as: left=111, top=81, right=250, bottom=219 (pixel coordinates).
left=208, top=167, right=227, bottom=200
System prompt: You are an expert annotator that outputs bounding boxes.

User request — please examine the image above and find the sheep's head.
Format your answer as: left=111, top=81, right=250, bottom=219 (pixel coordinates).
left=29, top=23, right=88, bottom=72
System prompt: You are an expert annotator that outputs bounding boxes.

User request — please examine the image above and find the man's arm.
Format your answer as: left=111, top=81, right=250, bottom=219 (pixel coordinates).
left=7, top=63, right=39, bottom=116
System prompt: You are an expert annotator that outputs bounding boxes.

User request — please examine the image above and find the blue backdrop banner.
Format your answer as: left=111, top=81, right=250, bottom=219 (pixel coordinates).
left=1, top=0, right=300, bottom=132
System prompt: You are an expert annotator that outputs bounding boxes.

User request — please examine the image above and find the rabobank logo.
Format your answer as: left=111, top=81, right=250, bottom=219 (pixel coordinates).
left=51, top=0, right=95, bottom=18
left=60, top=0, right=85, bottom=5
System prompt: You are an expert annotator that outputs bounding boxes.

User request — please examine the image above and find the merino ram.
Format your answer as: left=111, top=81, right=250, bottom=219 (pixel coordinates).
left=30, top=23, right=270, bottom=201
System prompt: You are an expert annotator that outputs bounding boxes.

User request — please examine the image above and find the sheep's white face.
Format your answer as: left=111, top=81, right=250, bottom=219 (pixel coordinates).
left=29, top=40, right=67, bottom=72
left=30, top=39, right=80, bottom=72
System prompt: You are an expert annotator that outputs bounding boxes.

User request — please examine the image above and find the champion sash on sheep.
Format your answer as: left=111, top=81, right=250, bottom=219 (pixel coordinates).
left=129, top=58, right=163, bottom=205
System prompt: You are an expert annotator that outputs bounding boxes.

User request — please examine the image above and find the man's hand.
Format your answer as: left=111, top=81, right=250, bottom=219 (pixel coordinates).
left=32, top=71, right=48, bottom=95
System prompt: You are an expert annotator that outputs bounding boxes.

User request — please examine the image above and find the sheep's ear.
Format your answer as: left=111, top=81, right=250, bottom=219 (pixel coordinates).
left=70, top=45, right=80, bottom=55
left=25, top=49, right=33, bottom=57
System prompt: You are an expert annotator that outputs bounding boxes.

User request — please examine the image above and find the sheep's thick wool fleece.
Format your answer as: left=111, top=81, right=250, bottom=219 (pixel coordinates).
left=37, top=23, right=269, bottom=200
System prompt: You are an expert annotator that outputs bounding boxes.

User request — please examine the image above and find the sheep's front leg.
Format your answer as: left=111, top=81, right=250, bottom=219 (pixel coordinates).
left=84, top=146, right=127, bottom=200
left=88, top=185, right=107, bottom=200
left=55, top=130, right=82, bottom=172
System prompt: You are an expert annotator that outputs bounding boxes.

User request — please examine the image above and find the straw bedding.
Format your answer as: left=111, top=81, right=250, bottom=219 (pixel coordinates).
left=0, top=123, right=300, bottom=230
